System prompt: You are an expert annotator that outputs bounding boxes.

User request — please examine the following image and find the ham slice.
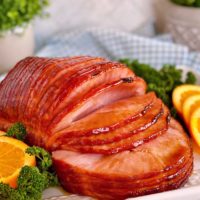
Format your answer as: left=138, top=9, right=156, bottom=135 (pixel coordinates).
left=63, top=98, right=165, bottom=146
left=49, top=77, right=146, bottom=131
left=46, top=93, right=156, bottom=149
left=49, top=93, right=156, bottom=138
left=58, top=106, right=169, bottom=154
left=48, top=97, right=166, bottom=153
left=53, top=119, right=193, bottom=200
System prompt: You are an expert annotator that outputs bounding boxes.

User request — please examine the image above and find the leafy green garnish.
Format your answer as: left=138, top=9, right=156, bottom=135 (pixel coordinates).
left=0, top=0, right=49, bottom=33
left=17, top=166, right=47, bottom=200
left=0, top=166, right=47, bottom=200
left=186, top=71, right=197, bottom=84
left=119, top=59, right=196, bottom=117
left=26, top=146, right=52, bottom=171
left=26, top=146, right=59, bottom=188
left=6, top=122, right=27, bottom=141
left=0, top=183, right=21, bottom=200
left=171, top=0, right=200, bottom=7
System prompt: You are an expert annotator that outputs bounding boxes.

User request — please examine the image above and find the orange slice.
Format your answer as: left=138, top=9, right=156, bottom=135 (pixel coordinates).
left=172, top=85, right=200, bottom=114
left=183, top=94, right=200, bottom=126
left=0, top=136, right=36, bottom=188
left=190, top=107, right=200, bottom=147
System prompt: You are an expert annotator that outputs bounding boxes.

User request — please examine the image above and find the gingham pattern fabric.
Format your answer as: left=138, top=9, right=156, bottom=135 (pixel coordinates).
left=36, top=28, right=200, bottom=70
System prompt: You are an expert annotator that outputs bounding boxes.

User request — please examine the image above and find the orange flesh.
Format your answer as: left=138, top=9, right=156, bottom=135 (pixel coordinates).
left=0, top=137, right=36, bottom=188
left=190, top=101, right=200, bottom=120
left=0, top=142, right=24, bottom=178
left=181, top=91, right=200, bottom=110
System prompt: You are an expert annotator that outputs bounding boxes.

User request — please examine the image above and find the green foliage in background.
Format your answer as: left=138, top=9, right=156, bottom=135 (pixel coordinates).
left=171, top=0, right=200, bottom=7
left=0, top=0, right=49, bottom=32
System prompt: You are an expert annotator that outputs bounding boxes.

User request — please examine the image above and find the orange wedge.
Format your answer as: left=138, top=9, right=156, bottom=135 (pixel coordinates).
left=183, top=94, right=200, bottom=126
left=190, top=107, right=200, bottom=147
left=0, top=136, right=36, bottom=188
left=172, top=85, right=200, bottom=114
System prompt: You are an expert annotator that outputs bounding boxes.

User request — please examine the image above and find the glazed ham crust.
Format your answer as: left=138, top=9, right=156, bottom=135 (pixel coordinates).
left=0, top=56, right=193, bottom=200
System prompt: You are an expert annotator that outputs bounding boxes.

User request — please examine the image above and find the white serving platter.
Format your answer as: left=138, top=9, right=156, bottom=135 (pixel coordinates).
left=0, top=66, right=200, bottom=200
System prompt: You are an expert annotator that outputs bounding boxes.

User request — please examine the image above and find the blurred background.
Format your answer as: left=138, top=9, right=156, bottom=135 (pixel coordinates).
left=34, top=0, right=156, bottom=49
left=1, top=0, right=200, bottom=73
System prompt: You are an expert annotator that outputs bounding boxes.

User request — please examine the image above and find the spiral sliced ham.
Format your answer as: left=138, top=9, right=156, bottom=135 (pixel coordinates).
left=47, top=92, right=157, bottom=149
left=0, top=56, right=193, bottom=199
left=55, top=106, right=169, bottom=155
left=50, top=76, right=146, bottom=132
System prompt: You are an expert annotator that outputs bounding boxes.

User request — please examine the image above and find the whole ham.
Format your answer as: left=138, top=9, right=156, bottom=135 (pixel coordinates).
left=0, top=56, right=193, bottom=200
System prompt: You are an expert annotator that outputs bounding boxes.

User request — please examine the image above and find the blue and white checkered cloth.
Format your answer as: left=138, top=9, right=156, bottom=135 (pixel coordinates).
left=36, top=28, right=200, bottom=71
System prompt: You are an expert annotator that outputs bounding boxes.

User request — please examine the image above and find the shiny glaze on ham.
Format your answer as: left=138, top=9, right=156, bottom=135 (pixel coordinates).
left=57, top=106, right=169, bottom=154
left=47, top=92, right=156, bottom=149
left=0, top=56, right=193, bottom=200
